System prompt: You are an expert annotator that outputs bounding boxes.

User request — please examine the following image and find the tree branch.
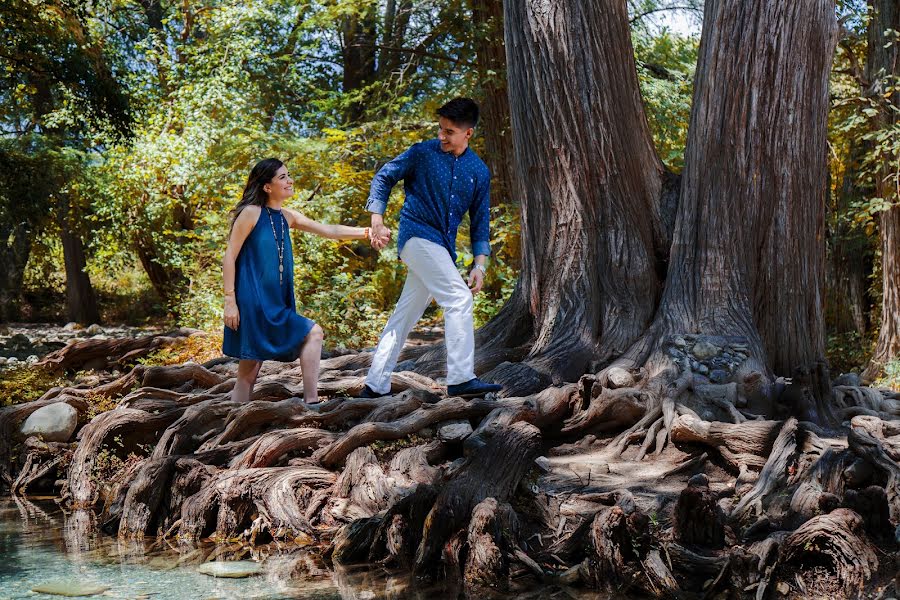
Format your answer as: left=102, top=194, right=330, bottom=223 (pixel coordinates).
left=629, top=5, right=702, bottom=25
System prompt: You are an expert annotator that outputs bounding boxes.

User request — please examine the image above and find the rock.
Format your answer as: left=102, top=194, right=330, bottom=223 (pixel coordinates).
left=709, top=369, right=729, bottom=384
left=8, top=333, right=30, bottom=348
left=197, top=561, right=263, bottom=578
left=606, top=367, right=635, bottom=389
left=691, top=341, right=720, bottom=360
left=27, top=354, right=38, bottom=363
left=31, top=582, right=110, bottom=596
left=63, top=322, right=79, bottom=331
left=438, top=419, right=473, bottom=442
left=0, top=357, right=6, bottom=365
left=696, top=363, right=710, bottom=375
left=672, top=335, right=688, bottom=348
left=20, top=403, right=78, bottom=442
left=535, top=456, right=551, bottom=472
left=833, top=372, right=862, bottom=387
left=776, top=581, right=790, bottom=595
left=688, top=473, right=709, bottom=487
left=7, top=357, right=17, bottom=364
left=84, top=324, right=103, bottom=335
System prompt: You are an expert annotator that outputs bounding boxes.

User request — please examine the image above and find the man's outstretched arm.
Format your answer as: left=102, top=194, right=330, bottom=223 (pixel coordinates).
left=366, top=144, right=418, bottom=249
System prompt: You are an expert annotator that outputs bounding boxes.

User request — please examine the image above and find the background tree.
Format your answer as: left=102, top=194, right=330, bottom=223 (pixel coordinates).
left=862, top=0, right=900, bottom=381
left=0, top=0, right=129, bottom=323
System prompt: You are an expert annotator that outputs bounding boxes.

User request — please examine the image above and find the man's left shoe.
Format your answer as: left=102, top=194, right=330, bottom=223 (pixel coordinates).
left=358, top=384, right=389, bottom=399
left=447, top=377, right=503, bottom=398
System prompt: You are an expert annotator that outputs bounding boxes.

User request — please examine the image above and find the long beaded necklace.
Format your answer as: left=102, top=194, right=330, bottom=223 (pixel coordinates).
left=265, top=207, right=285, bottom=285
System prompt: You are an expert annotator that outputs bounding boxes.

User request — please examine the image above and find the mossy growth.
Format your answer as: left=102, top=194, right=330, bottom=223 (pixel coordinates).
left=0, top=366, right=64, bottom=407
left=138, top=333, right=223, bottom=367
left=370, top=434, right=429, bottom=462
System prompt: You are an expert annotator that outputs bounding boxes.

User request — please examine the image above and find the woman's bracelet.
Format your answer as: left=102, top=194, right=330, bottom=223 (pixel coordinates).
left=224, top=289, right=235, bottom=296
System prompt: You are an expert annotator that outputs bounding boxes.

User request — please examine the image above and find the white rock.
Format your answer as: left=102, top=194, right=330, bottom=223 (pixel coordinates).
left=535, top=456, right=551, bottom=472
left=63, top=322, right=79, bottom=331
left=27, top=355, right=38, bottom=363
left=0, top=357, right=6, bottom=365
left=7, top=357, right=17, bottom=364
left=438, top=419, right=473, bottom=442
left=84, top=324, right=103, bottom=335
left=606, top=367, right=635, bottom=389
left=197, top=561, right=263, bottom=578
left=20, top=403, right=78, bottom=442
left=31, top=581, right=110, bottom=596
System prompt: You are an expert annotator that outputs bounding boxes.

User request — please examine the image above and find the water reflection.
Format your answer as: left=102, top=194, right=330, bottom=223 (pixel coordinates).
left=0, top=499, right=618, bottom=600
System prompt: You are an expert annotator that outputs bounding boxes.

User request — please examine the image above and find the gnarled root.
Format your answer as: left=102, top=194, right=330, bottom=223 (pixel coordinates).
left=770, top=508, right=879, bottom=597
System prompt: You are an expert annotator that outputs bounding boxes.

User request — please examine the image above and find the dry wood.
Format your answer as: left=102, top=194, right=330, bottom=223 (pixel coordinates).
left=37, top=329, right=202, bottom=373
left=670, top=414, right=781, bottom=470
left=773, top=509, right=879, bottom=596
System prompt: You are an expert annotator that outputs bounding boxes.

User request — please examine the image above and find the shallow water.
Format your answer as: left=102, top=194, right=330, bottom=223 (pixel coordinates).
left=0, top=498, right=614, bottom=600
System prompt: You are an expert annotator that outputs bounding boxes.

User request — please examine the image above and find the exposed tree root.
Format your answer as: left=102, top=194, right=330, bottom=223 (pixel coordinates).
left=36, top=328, right=203, bottom=373
left=2, top=340, right=899, bottom=596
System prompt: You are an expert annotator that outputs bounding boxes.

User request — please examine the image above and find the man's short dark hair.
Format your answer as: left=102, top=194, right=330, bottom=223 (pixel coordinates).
left=437, top=98, right=479, bottom=129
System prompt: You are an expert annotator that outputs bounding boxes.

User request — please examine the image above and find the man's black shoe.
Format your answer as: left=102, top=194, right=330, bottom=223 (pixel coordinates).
left=447, top=378, right=503, bottom=398
left=358, top=384, right=388, bottom=399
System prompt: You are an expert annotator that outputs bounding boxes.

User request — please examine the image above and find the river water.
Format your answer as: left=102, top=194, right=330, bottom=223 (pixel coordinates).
left=0, top=498, right=613, bottom=600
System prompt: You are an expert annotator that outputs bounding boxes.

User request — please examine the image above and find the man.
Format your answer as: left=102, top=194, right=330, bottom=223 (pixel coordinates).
left=361, top=98, right=503, bottom=399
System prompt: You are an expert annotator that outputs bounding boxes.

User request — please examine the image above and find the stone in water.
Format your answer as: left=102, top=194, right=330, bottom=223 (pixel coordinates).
left=31, top=581, right=110, bottom=596
left=197, top=560, right=263, bottom=578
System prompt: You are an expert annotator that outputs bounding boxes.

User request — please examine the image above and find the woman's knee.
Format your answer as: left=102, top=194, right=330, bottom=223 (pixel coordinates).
left=308, top=324, right=324, bottom=344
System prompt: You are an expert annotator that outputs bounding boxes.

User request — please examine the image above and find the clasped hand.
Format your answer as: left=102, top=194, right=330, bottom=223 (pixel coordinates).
left=369, top=223, right=392, bottom=250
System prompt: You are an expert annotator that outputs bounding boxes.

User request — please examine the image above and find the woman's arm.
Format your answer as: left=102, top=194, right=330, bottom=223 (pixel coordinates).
left=222, top=206, right=260, bottom=330
left=283, top=207, right=370, bottom=241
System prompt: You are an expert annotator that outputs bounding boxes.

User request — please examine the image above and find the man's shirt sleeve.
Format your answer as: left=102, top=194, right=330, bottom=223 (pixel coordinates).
left=365, top=144, right=418, bottom=215
left=470, top=173, right=492, bottom=257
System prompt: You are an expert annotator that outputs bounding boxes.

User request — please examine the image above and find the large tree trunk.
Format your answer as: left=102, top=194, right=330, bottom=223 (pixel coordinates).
left=60, top=224, right=100, bottom=325
left=863, top=0, right=900, bottom=382
left=619, top=0, right=836, bottom=380
left=496, top=0, right=668, bottom=383
left=470, top=0, right=514, bottom=208
left=0, top=222, right=31, bottom=322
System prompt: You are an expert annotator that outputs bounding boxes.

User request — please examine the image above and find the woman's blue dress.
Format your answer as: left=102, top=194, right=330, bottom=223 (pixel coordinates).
left=223, top=207, right=315, bottom=361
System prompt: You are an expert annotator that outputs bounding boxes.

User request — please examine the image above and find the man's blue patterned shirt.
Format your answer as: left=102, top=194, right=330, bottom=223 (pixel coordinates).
left=365, top=138, right=491, bottom=262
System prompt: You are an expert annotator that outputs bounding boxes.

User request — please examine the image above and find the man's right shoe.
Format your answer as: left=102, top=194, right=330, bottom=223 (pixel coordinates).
left=358, top=384, right=388, bottom=399
left=447, top=377, right=503, bottom=398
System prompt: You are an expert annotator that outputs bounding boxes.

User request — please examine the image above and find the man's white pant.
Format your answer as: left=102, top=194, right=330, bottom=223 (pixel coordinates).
left=366, top=237, right=475, bottom=394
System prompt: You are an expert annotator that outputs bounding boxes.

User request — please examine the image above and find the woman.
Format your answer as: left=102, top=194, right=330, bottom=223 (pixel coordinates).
left=223, top=158, right=376, bottom=403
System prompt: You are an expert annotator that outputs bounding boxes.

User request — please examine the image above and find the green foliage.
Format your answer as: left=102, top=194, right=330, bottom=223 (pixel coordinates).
left=875, top=360, right=900, bottom=391
left=825, top=331, right=874, bottom=376
left=633, top=30, right=698, bottom=171
left=0, top=366, right=63, bottom=407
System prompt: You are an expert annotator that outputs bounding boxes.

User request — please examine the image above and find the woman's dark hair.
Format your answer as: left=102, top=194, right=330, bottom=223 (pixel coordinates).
left=230, top=158, right=283, bottom=226
left=436, top=98, right=479, bottom=129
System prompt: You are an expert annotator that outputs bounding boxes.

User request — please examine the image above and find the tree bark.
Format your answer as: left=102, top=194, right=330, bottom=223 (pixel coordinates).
left=60, top=223, right=100, bottom=325
left=341, top=5, right=378, bottom=123
left=863, top=0, right=900, bottom=381
left=0, top=222, right=31, bottom=322
left=827, top=141, right=873, bottom=339
left=470, top=0, right=514, bottom=207
left=620, top=0, right=836, bottom=378
left=498, top=0, right=667, bottom=382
